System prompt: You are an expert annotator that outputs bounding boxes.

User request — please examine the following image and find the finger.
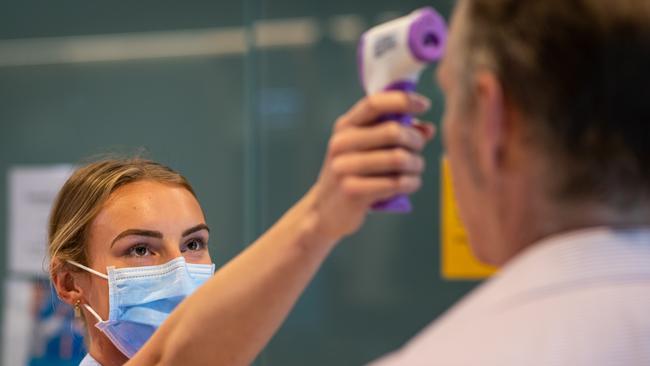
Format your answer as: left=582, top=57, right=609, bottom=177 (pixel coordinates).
left=332, top=149, right=425, bottom=176
left=412, top=121, right=437, bottom=141
left=329, top=122, right=427, bottom=156
left=335, top=92, right=431, bottom=132
left=341, top=175, right=422, bottom=203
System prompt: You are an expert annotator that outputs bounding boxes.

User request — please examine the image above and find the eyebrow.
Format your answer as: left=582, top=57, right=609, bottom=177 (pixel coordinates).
left=182, top=223, right=210, bottom=237
left=110, top=224, right=210, bottom=247
left=111, top=229, right=162, bottom=247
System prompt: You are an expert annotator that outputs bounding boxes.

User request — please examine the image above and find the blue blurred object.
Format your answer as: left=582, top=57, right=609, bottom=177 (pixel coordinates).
left=27, top=280, right=86, bottom=366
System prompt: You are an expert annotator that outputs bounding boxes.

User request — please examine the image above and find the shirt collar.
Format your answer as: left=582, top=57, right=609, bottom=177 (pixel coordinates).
left=479, top=226, right=650, bottom=307
left=79, top=353, right=103, bottom=366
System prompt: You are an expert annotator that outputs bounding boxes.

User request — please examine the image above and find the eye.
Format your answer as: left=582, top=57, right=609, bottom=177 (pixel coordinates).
left=183, top=239, right=206, bottom=252
left=128, top=244, right=153, bottom=257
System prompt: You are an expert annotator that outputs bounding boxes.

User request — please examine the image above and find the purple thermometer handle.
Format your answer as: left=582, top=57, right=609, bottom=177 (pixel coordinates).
left=371, top=81, right=417, bottom=213
left=364, top=7, right=446, bottom=212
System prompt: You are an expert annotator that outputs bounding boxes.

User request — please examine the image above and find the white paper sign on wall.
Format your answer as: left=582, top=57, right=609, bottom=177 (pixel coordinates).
left=8, top=165, right=74, bottom=277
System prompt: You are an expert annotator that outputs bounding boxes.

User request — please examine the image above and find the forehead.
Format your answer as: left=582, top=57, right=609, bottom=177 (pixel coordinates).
left=106, top=179, right=192, bottom=204
left=441, top=0, right=470, bottom=72
left=92, top=180, right=204, bottom=232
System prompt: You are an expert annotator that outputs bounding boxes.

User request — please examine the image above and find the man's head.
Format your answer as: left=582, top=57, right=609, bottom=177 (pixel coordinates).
left=438, top=0, right=650, bottom=265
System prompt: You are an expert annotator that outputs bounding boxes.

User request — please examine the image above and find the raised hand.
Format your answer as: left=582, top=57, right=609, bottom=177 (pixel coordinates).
left=305, top=91, right=436, bottom=242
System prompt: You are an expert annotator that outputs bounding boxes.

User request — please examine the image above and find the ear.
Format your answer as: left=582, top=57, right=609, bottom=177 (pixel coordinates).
left=51, top=260, right=87, bottom=306
left=473, top=70, right=507, bottom=177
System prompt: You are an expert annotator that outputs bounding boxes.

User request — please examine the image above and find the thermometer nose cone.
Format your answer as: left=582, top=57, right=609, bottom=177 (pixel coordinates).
left=408, top=7, right=447, bottom=62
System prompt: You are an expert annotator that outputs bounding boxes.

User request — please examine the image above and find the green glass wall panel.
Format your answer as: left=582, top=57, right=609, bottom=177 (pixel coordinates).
left=0, top=1, right=478, bottom=365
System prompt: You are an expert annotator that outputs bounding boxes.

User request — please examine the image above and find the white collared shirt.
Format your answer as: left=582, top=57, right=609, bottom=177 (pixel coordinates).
left=372, top=227, right=650, bottom=366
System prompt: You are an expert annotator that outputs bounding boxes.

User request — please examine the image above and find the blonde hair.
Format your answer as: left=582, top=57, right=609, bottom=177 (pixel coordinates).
left=48, top=158, right=195, bottom=276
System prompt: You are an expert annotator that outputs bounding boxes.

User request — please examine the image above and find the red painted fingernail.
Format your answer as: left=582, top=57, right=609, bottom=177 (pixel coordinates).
left=411, top=94, right=431, bottom=112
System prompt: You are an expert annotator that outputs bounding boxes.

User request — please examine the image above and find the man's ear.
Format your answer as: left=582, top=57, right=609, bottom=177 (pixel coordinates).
left=51, top=260, right=86, bottom=305
left=473, top=70, right=507, bottom=176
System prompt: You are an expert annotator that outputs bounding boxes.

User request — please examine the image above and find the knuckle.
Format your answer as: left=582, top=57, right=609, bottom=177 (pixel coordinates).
left=384, top=123, right=404, bottom=143
left=330, top=157, right=346, bottom=176
left=334, top=116, right=347, bottom=132
left=364, top=95, right=382, bottom=114
left=401, top=176, right=421, bottom=193
left=392, top=176, right=405, bottom=191
left=411, top=130, right=426, bottom=150
left=330, top=159, right=342, bottom=176
left=341, top=178, right=360, bottom=198
left=328, top=135, right=343, bottom=155
left=389, top=176, right=403, bottom=191
left=397, top=91, right=411, bottom=108
left=391, top=149, right=411, bottom=170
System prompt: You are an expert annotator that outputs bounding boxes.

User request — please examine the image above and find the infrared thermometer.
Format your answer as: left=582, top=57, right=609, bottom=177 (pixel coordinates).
left=358, top=7, right=447, bottom=212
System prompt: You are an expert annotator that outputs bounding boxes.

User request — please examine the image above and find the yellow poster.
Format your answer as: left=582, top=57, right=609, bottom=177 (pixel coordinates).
left=440, top=157, right=496, bottom=280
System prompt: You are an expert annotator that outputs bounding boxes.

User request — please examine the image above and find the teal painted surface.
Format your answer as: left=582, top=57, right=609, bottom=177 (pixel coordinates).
left=0, top=1, right=478, bottom=365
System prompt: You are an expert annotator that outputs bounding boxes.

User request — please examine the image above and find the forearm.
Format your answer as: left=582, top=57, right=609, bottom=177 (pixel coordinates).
left=132, top=188, right=337, bottom=366
left=127, top=91, right=433, bottom=366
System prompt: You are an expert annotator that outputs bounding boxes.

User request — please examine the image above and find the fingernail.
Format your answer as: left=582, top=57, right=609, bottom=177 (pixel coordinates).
left=411, top=94, right=431, bottom=113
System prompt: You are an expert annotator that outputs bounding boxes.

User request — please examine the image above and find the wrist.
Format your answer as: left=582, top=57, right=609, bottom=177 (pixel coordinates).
left=290, top=185, right=341, bottom=253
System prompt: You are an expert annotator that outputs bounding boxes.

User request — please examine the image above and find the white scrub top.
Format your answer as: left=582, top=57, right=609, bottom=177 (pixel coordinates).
left=79, top=354, right=102, bottom=366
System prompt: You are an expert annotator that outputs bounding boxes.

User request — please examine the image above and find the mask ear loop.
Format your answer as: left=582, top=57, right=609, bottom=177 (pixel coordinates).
left=83, top=303, right=104, bottom=323
left=67, top=260, right=109, bottom=280
left=66, top=260, right=108, bottom=323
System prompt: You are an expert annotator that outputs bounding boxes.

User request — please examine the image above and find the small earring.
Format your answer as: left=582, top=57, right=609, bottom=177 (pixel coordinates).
left=74, top=300, right=81, bottom=317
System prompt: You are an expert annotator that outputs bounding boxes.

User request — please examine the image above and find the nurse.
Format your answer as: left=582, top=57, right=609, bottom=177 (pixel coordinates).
left=49, top=91, right=434, bottom=366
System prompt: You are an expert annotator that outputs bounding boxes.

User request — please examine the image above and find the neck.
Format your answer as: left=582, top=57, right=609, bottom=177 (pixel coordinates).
left=499, top=193, right=650, bottom=265
left=85, top=322, right=129, bottom=366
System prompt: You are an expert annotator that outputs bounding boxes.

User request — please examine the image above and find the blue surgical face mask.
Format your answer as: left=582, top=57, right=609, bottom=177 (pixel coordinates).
left=67, top=257, right=215, bottom=358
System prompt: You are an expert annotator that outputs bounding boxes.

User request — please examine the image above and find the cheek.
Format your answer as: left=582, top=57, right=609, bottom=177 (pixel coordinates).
left=441, top=115, right=452, bottom=152
left=442, top=99, right=469, bottom=214
left=441, top=92, right=465, bottom=154
left=441, top=95, right=453, bottom=150
left=85, top=276, right=110, bottom=320
left=448, top=152, right=473, bottom=221
left=444, top=115, right=485, bottom=256
left=183, top=249, right=212, bottom=264
left=448, top=159, right=488, bottom=261
left=442, top=106, right=465, bottom=168
left=448, top=143, right=495, bottom=263
left=441, top=92, right=496, bottom=262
